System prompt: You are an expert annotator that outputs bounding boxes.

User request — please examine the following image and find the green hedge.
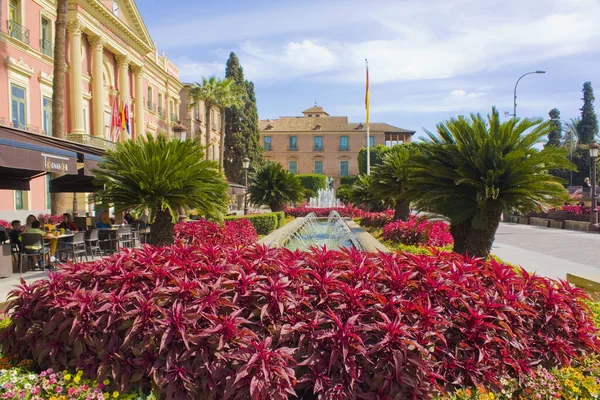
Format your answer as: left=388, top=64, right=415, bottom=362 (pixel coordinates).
left=297, top=174, right=326, bottom=193
left=272, top=211, right=285, bottom=228
left=224, top=213, right=279, bottom=235
left=340, top=175, right=359, bottom=186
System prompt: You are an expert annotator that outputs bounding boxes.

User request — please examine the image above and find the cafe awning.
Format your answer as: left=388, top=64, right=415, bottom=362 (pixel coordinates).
left=0, top=137, right=78, bottom=190
left=50, top=155, right=104, bottom=193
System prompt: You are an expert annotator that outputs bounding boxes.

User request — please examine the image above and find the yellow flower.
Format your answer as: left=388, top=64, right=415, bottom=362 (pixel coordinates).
left=112, top=391, right=120, bottom=398
left=103, top=379, right=110, bottom=386
left=64, top=373, right=72, bottom=381
left=73, top=375, right=81, bottom=384
left=104, top=393, right=110, bottom=400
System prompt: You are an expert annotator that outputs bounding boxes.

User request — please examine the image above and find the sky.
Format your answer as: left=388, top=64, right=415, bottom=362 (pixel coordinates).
left=136, top=0, right=600, bottom=138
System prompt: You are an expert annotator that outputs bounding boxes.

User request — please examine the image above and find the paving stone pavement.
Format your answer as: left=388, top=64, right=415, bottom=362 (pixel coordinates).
left=492, top=223, right=600, bottom=280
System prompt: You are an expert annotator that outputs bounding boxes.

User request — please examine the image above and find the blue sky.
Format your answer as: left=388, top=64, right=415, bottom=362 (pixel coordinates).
left=137, top=0, right=600, bottom=138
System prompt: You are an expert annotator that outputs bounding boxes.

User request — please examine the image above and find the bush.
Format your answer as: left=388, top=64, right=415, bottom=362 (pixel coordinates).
left=38, top=213, right=63, bottom=225
left=174, top=218, right=258, bottom=247
left=360, top=210, right=394, bottom=228
left=272, top=211, right=285, bottom=228
left=2, top=246, right=598, bottom=398
left=335, top=184, right=353, bottom=205
left=340, top=175, right=359, bottom=186
left=383, top=216, right=454, bottom=247
left=0, top=220, right=10, bottom=229
left=224, top=213, right=278, bottom=235
left=296, top=174, right=326, bottom=195
left=284, top=205, right=365, bottom=218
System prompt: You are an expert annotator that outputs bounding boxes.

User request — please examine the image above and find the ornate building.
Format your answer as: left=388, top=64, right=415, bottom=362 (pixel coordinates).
left=0, top=0, right=183, bottom=219
left=259, top=106, right=415, bottom=185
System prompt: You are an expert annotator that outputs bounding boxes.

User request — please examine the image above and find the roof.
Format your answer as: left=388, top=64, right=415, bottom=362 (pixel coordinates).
left=259, top=116, right=415, bottom=134
left=302, top=106, right=329, bottom=115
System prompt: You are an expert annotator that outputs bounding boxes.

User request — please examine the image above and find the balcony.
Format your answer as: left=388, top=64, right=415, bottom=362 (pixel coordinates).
left=40, top=39, right=53, bottom=57
left=146, top=100, right=156, bottom=113
left=8, top=20, right=30, bottom=45
left=65, top=133, right=116, bottom=151
left=157, top=106, right=165, bottom=119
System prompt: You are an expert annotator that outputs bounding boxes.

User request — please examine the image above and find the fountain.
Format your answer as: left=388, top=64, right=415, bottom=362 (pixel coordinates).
left=308, top=177, right=342, bottom=208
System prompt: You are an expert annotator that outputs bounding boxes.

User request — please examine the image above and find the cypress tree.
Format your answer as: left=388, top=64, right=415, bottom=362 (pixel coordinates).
left=545, top=108, right=562, bottom=147
left=577, top=82, right=598, bottom=144
left=224, top=52, right=264, bottom=184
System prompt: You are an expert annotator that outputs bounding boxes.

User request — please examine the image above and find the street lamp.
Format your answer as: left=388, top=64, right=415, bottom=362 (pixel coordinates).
left=512, top=70, right=546, bottom=118
left=172, top=122, right=187, bottom=141
left=589, top=142, right=599, bottom=230
left=242, top=157, right=250, bottom=215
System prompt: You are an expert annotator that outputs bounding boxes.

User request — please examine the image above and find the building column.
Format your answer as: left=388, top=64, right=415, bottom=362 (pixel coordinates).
left=90, top=35, right=105, bottom=138
left=133, top=65, right=144, bottom=141
left=116, top=54, right=130, bottom=142
left=68, top=19, right=85, bottom=135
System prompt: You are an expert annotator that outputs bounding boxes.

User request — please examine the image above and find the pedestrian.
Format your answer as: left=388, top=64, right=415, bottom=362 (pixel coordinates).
left=584, top=178, right=591, bottom=188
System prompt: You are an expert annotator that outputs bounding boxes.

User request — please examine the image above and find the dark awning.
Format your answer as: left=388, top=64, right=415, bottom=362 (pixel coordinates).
left=83, top=155, right=103, bottom=176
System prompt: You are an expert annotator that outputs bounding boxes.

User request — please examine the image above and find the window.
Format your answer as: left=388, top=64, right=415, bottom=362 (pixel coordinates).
left=340, top=136, right=349, bottom=151
left=41, top=18, right=49, bottom=42
left=368, top=136, right=375, bottom=147
left=314, top=161, right=323, bottom=174
left=314, top=136, right=323, bottom=151
left=194, top=104, right=200, bottom=120
left=147, top=86, right=152, bottom=107
left=9, top=0, right=18, bottom=23
left=42, top=96, right=52, bottom=135
left=158, top=93, right=163, bottom=109
left=40, top=18, right=52, bottom=57
left=288, top=160, right=297, bottom=174
left=289, top=136, right=297, bottom=151
left=263, top=136, right=272, bottom=151
left=10, top=84, right=26, bottom=130
left=46, top=174, right=51, bottom=209
left=340, top=160, right=349, bottom=177
left=15, top=190, right=23, bottom=210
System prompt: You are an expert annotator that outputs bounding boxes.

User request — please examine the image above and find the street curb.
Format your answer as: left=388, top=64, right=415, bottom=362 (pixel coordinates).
left=567, top=273, right=600, bottom=292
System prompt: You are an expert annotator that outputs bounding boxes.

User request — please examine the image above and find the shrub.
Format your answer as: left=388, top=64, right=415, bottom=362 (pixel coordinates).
left=38, top=214, right=63, bottom=225
left=2, top=247, right=598, bottom=398
left=224, top=213, right=278, bottom=235
left=174, top=218, right=258, bottom=247
left=284, top=205, right=365, bottom=218
left=383, top=216, right=454, bottom=247
left=359, top=210, right=394, bottom=228
left=335, top=184, right=353, bottom=205
left=272, top=211, right=285, bottom=228
left=340, top=175, right=359, bottom=186
left=296, top=174, right=326, bottom=195
left=0, top=220, right=10, bottom=229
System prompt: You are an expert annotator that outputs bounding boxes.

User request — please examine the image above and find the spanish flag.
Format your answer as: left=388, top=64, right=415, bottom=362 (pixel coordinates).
left=365, top=59, right=370, bottom=125
left=120, top=99, right=126, bottom=132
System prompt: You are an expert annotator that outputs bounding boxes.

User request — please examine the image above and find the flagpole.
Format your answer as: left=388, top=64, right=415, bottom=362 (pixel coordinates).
left=365, top=58, right=370, bottom=175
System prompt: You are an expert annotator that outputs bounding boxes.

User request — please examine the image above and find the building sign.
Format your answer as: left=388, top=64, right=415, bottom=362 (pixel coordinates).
left=42, top=153, right=71, bottom=173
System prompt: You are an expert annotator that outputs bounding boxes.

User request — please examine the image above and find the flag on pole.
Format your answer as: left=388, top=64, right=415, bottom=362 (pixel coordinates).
left=120, top=99, right=126, bottom=132
left=365, top=59, right=370, bottom=125
left=109, top=96, right=120, bottom=142
left=124, top=103, right=130, bottom=134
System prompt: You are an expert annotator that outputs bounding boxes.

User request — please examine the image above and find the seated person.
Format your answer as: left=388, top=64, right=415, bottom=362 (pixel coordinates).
left=57, top=213, right=78, bottom=232
left=20, top=214, right=37, bottom=233
left=9, top=220, right=22, bottom=251
left=20, top=221, right=54, bottom=269
left=95, top=211, right=111, bottom=229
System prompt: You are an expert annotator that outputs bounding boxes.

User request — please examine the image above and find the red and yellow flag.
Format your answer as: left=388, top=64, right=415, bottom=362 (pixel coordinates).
left=120, top=99, right=126, bottom=131
left=365, top=59, right=370, bottom=125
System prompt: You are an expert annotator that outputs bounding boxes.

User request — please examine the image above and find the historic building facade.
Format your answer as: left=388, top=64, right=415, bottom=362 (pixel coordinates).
left=258, top=106, right=415, bottom=185
left=0, top=0, right=183, bottom=219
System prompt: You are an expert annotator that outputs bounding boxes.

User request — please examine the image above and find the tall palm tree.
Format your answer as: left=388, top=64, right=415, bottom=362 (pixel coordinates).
left=404, top=107, right=574, bottom=257
left=370, top=144, right=418, bottom=220
left=50, top=0, right=68, bottom=214
left=188, top=77, right=242, bottom=168
left=93, top=134, right=229, bottom=246
left=249, top=161, right=303, bottom=212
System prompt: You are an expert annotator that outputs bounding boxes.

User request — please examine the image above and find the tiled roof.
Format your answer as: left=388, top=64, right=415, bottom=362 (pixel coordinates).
left=259, top=116, right=415, bottom=134
left=302, top=106, right=328, bottom=114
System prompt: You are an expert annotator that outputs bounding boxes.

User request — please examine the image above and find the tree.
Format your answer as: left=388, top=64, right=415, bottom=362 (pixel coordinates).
left=188, top=76, right=241, bottom=167
left=545, top=108, right=562, bottom=147
left=249, top=162, right=303, bottom=212
left=93, top=134, right=228, bottom=246
left=577, top=82, right=598, bottom=144
left=224, top=52, right=264, bottom=184
left=370, top=145, right=418, bottom=220
left=404, top=107, right=574, bottom=257
left=50, top=0, right=68, bottom=214
left=357, top=145, right=392, bottom=175
left=351, top=174, right=394, bottom=212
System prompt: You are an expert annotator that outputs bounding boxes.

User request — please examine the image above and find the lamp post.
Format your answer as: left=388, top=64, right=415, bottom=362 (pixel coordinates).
left=589, top=142, right=599, bottom=230
left=513, top=70, right=545, bottom=118
left=242, top=157, right=250, bottom=215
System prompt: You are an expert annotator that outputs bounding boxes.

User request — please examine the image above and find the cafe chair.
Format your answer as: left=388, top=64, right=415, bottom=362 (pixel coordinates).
left=116, top=227, right=133, bottom=250
left=85, top=230, right=102, bottom=258
left=19, top=233, right=50, bottom=274
left=57, top=232, right=88, bottom=263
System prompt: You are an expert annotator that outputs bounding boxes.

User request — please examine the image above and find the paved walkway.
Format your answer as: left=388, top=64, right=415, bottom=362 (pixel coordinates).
left=492, top=223, right=600, bottom=280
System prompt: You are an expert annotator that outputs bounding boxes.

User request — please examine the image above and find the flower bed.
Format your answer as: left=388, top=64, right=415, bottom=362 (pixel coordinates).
left=359, top=210, right=394, bottom=228
left=383, top=216, right=454, bottom=247
left=174, top=218, right=257, bottom=247
left=0, top=220, right=10, bottom=230
left=284, top=205, right=365, bottom=218
left=1, top=245, right=598, bottom=398
left=38, top=214, right=63, bottom=225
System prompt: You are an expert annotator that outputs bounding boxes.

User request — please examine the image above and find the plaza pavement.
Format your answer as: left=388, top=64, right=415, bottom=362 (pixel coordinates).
left=492, top=223, right=600, bottom=281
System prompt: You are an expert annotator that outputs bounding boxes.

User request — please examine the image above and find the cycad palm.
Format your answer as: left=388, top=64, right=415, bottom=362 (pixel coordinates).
left=351, top=174, right=394, bottom=212
left=404, top=107, right=574, bottom=257
left=93, top=134, right=229, bottom=246
left=371, top=145, right=418, bottom=220
left=189, top=76, right=244, bottom=168
left=249, top=162, right=303, bottom=212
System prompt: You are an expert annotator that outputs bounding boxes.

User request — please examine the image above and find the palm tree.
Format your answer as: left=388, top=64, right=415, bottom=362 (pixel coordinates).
left=404, top=107, right=574, bottom=257
left=351, top=175, right=394, bottom=212
left=188, top=77, right=243, bottom=169
left=249, top=161, right=303, bottom=212
left=370, top=144, right=418, bottom=220
left=93, top=134, right=229, bottom=246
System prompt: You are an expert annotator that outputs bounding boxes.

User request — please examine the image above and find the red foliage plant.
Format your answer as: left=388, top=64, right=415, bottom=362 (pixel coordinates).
left=174, top=218, right=257, bottom=247
left=284, top=205, right=365, bottom=218
left=383, top=216, right=454, bottom=247
left=359, top=210, right=395, bottom=228
left=37, top=213, right=63, bottom=225
left=0, top=220, right=11, bottom=229
left=2, top=241, right=598, bottom=399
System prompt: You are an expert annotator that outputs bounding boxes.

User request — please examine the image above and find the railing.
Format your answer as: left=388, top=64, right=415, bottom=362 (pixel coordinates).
left=157, top=106, right=165, bottom=119
left=146, top=100, right=156, bottom=112
left=65, top=133, right=116, bottom=151
left=40, top=39, right=53, bottom=57
left=11, top=121, right=26, bottom=130
left=264, top=144, right=272, bottom=151
left=8, top=20, right=30, bottom=45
